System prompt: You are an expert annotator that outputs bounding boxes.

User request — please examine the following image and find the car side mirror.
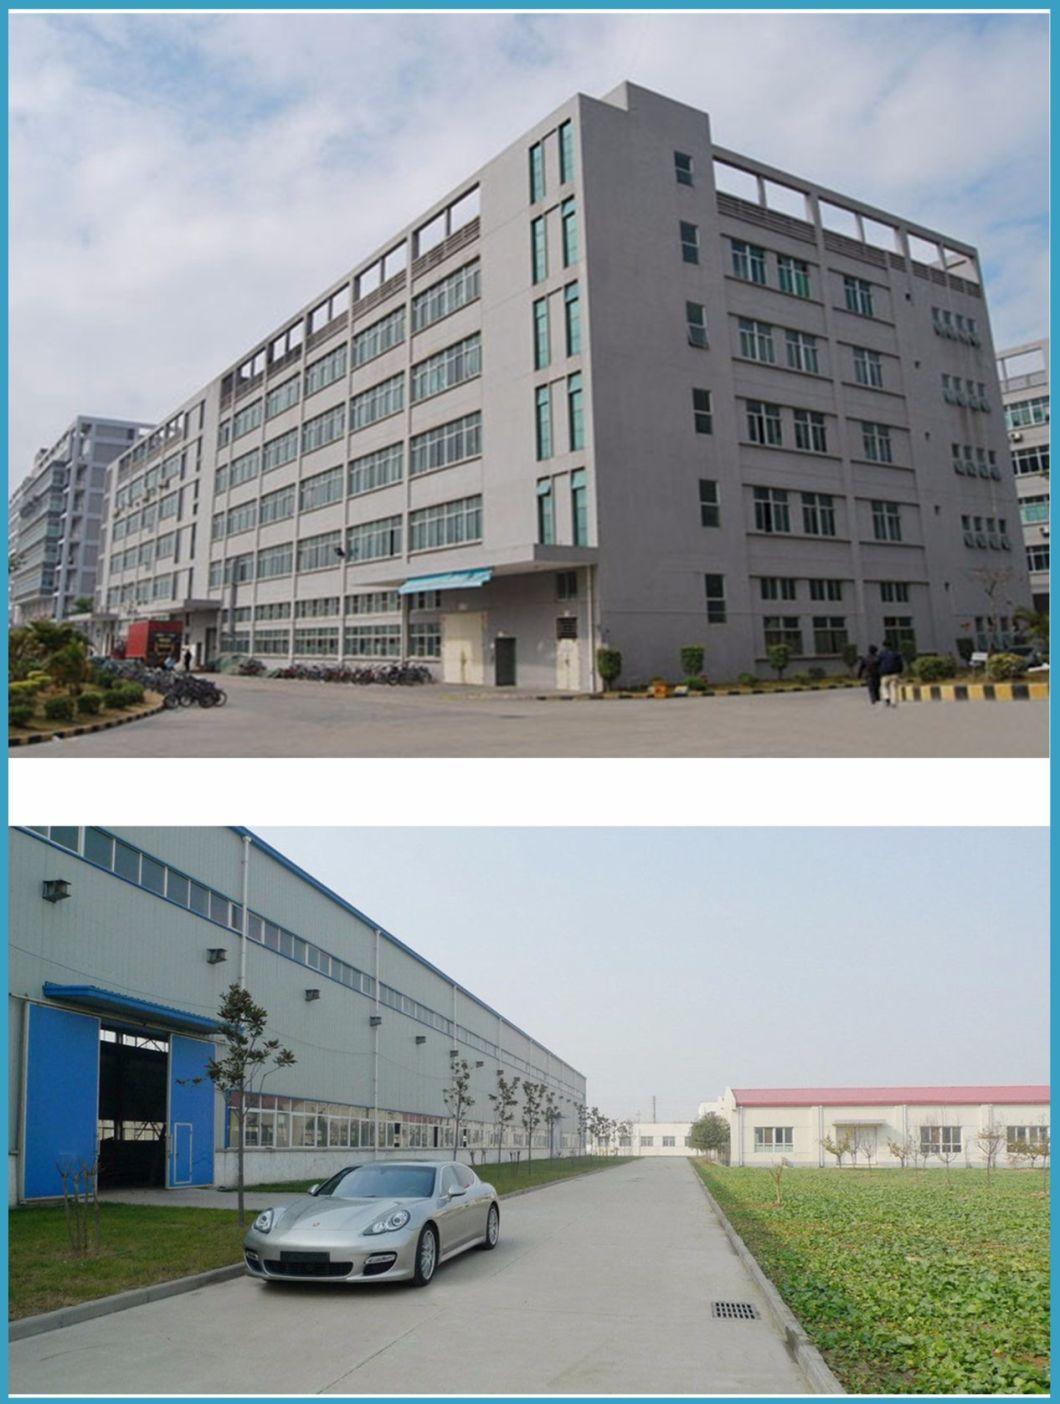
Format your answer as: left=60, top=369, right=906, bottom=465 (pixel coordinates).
left=308, top=1183, right=320, bottom=1196
left=448, top=1185, right=466, bottom=1199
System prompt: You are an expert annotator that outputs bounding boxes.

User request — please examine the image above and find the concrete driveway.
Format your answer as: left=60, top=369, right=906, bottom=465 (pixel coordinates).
left=11, top=672, right=1046, bottom=757
left=10, top=1158, right=809, bottom=1395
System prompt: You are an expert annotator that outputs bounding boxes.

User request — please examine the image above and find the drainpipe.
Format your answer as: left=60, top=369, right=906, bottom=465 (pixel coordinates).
left=373, top=929, right=381, bottom=1161
left=240, top=835, right=251, bottom=989
left=587, top=566, right=598, bottom=692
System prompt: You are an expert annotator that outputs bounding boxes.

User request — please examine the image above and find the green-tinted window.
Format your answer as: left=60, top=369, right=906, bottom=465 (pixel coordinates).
left=535, top=385, right=553, bottom=460
left=564, top=283, right=581, bottom=356
left=534, top=298, right=550, bottom=370
left=559, top=121, right=575, bottom=184
left=571, top=468, right=588, bottom=545
left=529, top=142, right=545, bottom=204
left=537, top=478, right=556, bottom=544
left=561, top=199, right=578, bottom=267
left=84, top=828, right=114, bottom=869
left=531, top=217, right=548, bottom=284
left=568, top=372, right=585, bottom=451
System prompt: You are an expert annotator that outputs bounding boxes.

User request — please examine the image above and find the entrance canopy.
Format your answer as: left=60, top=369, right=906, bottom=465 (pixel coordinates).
left=43, top=983, right=219, bottom=1035
left=398, top=568, right=492, bottom=595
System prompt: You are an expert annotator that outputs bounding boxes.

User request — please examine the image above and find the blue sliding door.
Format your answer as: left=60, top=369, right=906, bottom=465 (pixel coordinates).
left=24, top=1004, right=100, bottom=1199
left=167, top=1035, right=215, bottom=1187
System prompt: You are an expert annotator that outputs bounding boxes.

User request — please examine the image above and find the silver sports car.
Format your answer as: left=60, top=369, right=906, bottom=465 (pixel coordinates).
left=243, top=1160, right=500, bottom=1287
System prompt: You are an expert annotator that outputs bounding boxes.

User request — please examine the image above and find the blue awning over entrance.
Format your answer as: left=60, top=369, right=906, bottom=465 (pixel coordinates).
left=398, top=568, right=492, bottom=595
left=42, top=983, right=219, bottom=1035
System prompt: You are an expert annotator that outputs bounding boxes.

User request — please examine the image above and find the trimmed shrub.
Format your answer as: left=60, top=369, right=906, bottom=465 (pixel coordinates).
left=986, top=652, right=1028, bottom=682
left=43, top=695, right=75, bottom=723
left=10, top=677, right=46, bottom=700
left=123, top=681, right=145, bottom=704
left=77, top=691, right=103, bottom=716
left=766, top=644, right=792, bottom=680
left=685, top=676, right=708, bottom=693
left=841, top=642, right=860, bottom=676
left=912, top=655, right=952, bottom=683
left=596, top=647, right=622, bottom=690
left=737, top=672, right=758, bottom=688
left=9, top=703, right=35, bottom=728
left=679, top=645, right=704, bottom=678
left=104, top=682, right=142, bottom=709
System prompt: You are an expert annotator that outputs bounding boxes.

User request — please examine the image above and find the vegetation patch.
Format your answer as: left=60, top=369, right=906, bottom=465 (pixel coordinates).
left=696, top=1164, right=1049, bottom=1394
left=246, top=1154, right=632, bottom=1199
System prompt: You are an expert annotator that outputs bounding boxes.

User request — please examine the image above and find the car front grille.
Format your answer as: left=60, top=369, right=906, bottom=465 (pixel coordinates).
left=264, top=1259, right=353, bottom=1278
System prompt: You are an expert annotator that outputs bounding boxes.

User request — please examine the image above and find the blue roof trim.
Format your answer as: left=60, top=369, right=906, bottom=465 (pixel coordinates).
left=397, top=568, right=491, bottom=595
left=231, top=827, right=584, bottom=1081
left=43, top=983, right=219, bottom=1035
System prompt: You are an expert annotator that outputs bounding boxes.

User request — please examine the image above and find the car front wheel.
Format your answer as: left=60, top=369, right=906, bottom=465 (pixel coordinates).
left=481, top=1203, right=500, bottom=1250
left=413, top=1225, right=438, bottom=1287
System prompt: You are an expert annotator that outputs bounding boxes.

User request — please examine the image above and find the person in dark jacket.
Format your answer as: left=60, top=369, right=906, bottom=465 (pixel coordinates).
left=878, top=644, right=904, bottom=706
left=182, top=648, right=193, bottom=673
left=858, top=645, right=882, bottom=704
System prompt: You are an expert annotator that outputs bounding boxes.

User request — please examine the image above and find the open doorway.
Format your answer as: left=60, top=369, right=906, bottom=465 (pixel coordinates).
left=97, top=1026, right=168, bottom=1189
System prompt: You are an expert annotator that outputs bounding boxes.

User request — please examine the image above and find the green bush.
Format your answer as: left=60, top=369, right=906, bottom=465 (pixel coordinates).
left=43, top=695, right=75, bottom=722
left=76, top=691, right=103, bottom=716
left=685, top=676, right=708, bottom=693
left=9, top=703, right=35, bottom=728
left=737, top=672, right=758, bottom=688
left=955, top=637, right=974, bottom=664
left=766, top=644, right=792, bottom=680
left=841, top=641, right=860, bottom=676
left=123, top=681, right=145, bottom=704
left=596, top=647, right=622, bottom=690
left=679, top=645, right=704, bottom=677
left=913, top=655, right=953, bottom=683
left=791, top=672, right=813, bottom=685
left=9, top=679, right=45, bottom=701
left=986, top=652, right=1027, bottom=682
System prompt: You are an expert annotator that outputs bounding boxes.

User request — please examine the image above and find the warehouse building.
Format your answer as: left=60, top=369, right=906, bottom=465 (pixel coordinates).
left=997, top=338, right=1049, bottom=615
left=621, top=1121, right=698, bottom=1157
left=9, top=416, right=149, bottom=625
left=92, top=81, right=1029, bottom=687
left=700, top=1086, right=1050, bottom=1167
left=8, top=827, right=585, bottom=1203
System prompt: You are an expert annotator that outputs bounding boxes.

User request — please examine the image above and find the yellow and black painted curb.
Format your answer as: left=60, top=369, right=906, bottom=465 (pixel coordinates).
left=8, top=694, right=167, bottom=748
left=897, top=680, right=1048, bottom=703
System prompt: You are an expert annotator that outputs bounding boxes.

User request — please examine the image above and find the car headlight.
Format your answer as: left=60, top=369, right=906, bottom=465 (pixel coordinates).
left=252, top=1208, right=275, bottom=1234
left=364, top=1209, right=411, bottom=1235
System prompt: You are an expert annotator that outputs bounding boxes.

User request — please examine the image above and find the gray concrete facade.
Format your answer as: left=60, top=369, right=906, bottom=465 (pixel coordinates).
left=9, top=827, right=585, bottom=1204
left=997, top=338, right=1049, bottom=614
left=9, top=416, right=149, bottom=624
left=94, top=82, right=1030, bottom=688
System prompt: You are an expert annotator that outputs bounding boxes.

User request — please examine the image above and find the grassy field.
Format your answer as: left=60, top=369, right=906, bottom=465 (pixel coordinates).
left=9, top=1156, right=629, bottom=1320
left=697, top=1164, right=1049, bottom=1394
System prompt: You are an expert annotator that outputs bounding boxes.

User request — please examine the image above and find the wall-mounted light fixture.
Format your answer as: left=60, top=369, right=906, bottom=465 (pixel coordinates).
left=207, top=948, right=228, bottom=964
left=415, top=1035, right=427, bottom=1045
left=449, top=1048, right=459, bottom=1057
left=475, top=1060, right=485, bottom=1068
left=370, top=1015, right=383, bottom=1027
left=305, top=989, right=320, bottom=1001
left=41, top=879, right=71, bottom=903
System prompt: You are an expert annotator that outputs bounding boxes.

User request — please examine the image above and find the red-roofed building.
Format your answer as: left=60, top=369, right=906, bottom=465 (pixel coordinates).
left=699, top=1086, right=1050, bottom=1167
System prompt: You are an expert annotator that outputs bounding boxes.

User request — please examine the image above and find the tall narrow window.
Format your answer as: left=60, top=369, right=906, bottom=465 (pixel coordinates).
left=746, top=401, right=782, bottom=446
left=571, top=469, right=588, bottom=545
left=777, top=255, right=810, bottom=298
left=739, top=318, right=775, bottom=364
left=862, top=422, right=893, bottom=464
left=531, top=217, right=548, bottom=284
left=561, top=199, right=578, bottom=267
left=559, top=121, right=575, bottom=184
left=680, top=222, right=700, bottom=264
left=564, top=283, right=582, bottom=356
left=692, top=388, right=713, bottom=434
left=753, top=486, right=790, bottom=533
left=731, top=240, right=767, bottom=285
left=674, top=151, right=694, bottom=186
left=793, top=409, right=827, bottom=453
left=853, top=346, right=883, bottom=388
left=686, top=302, right=708, bottom=348
left=529, top=143, right=546, bottom=203
left=844, top=276, right=875, bottom=317
left=535, top=385, right=553, bottom=461
left=567, top=373, right=585, bottom=451
left=785, top=330, right=819, bottom=374
left=537, top=479, right=555, bottom=544
left=871, top=500, right=902, bottom=542
left=802, top=492, right=836, bottom=537
left=699, top=480, right=719, bottom=527
left=705, top=574, right=726, bottom=622
left=533, top=298, right=550, bottom=370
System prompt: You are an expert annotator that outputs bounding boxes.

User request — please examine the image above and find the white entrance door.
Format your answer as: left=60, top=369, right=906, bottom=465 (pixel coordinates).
left=556, top=637, right=581, bottom=691
left=442, top=613, right=485, bottom=684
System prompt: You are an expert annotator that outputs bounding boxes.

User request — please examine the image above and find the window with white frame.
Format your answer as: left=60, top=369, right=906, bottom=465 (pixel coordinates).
left=732, top=239, right=767, bottom=285
left=754, top=1126, right=793, bottom=1151
left=739, top=318, right=775, bottom=364
left=753, top=486, right=790, bottom=533
left=786, top=330, right=819, bottom=374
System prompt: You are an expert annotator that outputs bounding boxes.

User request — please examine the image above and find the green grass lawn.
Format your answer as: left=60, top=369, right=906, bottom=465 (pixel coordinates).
left=696, top=1164, right=1049, bottom=1394
left=9, top=1156, right=629, bottom=1320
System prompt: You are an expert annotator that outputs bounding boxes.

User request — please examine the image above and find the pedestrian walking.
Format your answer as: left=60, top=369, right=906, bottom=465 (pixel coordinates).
left=183, top=648, right=193, bottom=673
left=878, top=643, right=904, bottom=707
left=858, top=645, right=882, bottom=705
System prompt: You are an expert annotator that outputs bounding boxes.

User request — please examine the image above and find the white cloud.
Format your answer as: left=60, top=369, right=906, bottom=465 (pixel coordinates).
left=8, top=12, right=1047, bottom=483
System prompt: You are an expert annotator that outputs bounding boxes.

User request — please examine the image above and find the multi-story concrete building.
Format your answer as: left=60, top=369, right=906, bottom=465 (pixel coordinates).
left=96, top=82, right=1030, bottom=687
left=9, top=826, right=585, bottom=1202
left=997, top=339, right=1049, bottom=614
left=9, top=416, right=149, bottom=625
left=701, top=1086, right=1050, bottom=1168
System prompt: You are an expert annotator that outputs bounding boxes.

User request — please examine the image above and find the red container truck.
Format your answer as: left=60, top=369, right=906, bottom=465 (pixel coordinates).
left=123, top=620, right=183, bottom=666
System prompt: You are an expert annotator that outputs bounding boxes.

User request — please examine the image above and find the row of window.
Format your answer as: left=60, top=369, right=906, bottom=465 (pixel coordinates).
left=941, top=374, right=990, bottom=411
left=757, top=577, right=911, bottom=605
left=950, top=444, right=1001, bottom=481
left=932, top=306, right=981, bottom=345
left=752, top=1125, right=1048, bottom=1154
left=528, top=119, right=575, bottom=203
left=535, top=375, right=585, bottom=459
left=224, top=623, right=441, bottom=659
left=537, top=470, right=589, bottom=546
left=1013, top=445, right=1049, bottom=476
left=533, top=283, right=581, bottom=368
left=28, top=827, right=578, bottom=1098
left=531, top=200, right=578, bottom=284
left=1005, top=395, right=1049, bottom=430
left=960, top=513, right=1012, bottom=551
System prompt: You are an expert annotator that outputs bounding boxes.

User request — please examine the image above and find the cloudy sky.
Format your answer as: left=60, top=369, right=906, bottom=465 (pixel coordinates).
left=255, top=827, right=1049, bottom=1120
left=9, top=11, right=1047, bottom=485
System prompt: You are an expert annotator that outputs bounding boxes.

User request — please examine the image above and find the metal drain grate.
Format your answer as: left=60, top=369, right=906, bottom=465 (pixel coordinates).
left=712, top=1300, right=759, bottom=1320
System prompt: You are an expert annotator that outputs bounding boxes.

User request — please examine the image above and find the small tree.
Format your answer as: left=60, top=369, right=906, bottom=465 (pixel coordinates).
left=521, top=1081, right=545, bottom=1175
left=543, top=1090, right=562, bottom=1158
left=841, top=641, right=860, bottom=677
left=1014, top=606, right=1049, bottom=651
left=767, top=643, right=792, bottom=680
left=57, top=1156, right=101, bottom=1254
left=689, top=1112, right=730, bottom=1161
left=574, top=1102, right=588, bottom=1157
left=488, top=1069, right=520, bottom=1163
left=976, top=1121, right=1006, bottom=1179
left=887, top=1134, right=917, bottom=1169
left=679, top=645, right=704, bottom=679
left=614, top=1118, right=633, bottom=1155
left=443, top=1051, right=475, bottom=1162
left=769, top=1159, right=787, bottom=1205
left=596, top=647, right=622, bottom=691
left=72, top=596, right=94, bottom=615
left=206, top=983, right=296, bottom=1225
left=821, top=1130, right=854, bottom=1168
left=968, top=565, right=1017, bottom=651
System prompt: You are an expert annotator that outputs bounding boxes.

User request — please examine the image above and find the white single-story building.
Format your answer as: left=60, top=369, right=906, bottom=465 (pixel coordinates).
left=701, top=1086, right=1050, bottom=1168
left=621, top=1122, right=699, bottom=1156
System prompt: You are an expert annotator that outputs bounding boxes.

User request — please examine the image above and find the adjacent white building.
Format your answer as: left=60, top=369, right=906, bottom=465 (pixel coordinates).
left=702, top=1086, right=1050, bottom=1168
left=623, top=1121, right=698, bottom=1156
left=997, top=338, right=1049, bottom=614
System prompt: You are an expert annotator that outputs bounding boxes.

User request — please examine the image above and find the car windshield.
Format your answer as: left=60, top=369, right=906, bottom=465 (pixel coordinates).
left=318, top=1165, right=437, bottom=1200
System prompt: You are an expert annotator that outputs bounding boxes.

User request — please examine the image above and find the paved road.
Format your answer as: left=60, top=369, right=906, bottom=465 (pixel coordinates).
left=10, top=1159, right=809, bottom=1395
left=11, top=674, right=1046, bottom=757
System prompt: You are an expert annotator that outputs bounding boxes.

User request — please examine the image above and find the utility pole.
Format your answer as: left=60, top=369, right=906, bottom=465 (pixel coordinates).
left=652, top=1095, right=656, bottom=1124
